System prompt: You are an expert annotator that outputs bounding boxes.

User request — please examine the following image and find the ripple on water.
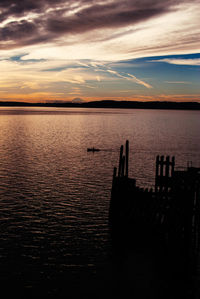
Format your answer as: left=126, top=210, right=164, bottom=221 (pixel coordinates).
left=0, top=107, right=200, bottom=295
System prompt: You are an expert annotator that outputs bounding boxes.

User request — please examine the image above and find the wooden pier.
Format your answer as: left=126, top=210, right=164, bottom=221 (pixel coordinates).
left=109, top=140, right=200, bottom=298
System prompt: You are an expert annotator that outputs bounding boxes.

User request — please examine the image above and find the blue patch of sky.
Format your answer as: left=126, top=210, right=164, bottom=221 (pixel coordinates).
left=41, top=64, right=90, bottom=72
left=122, top=53, right=200, bottom=64
left=110, top=53, right=200, bottom=91
left=42, top=66, right=69, bottom=72
left=9, top=54, right=45, bottom=63
left=10, top=54, right=25, bottom=61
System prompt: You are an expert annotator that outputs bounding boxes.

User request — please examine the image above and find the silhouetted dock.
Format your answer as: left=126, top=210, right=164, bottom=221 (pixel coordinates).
left=109, top=140, right=200, bottom=298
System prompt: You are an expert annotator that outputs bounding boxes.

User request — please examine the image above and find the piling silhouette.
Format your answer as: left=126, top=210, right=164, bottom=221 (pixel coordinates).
left=109, top=140, right=200, bottom=299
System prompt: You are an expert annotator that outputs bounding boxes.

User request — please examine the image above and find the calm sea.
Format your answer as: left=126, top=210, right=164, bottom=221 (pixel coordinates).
left=0, top=107, right=200, bottom=297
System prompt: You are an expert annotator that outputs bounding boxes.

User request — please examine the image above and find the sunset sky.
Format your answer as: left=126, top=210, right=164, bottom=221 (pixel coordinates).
left=0, top=0, right=200, bottom=103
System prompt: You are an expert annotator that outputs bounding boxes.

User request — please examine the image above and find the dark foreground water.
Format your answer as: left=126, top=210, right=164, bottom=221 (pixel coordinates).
left=0, top=107, right=200, bottom=298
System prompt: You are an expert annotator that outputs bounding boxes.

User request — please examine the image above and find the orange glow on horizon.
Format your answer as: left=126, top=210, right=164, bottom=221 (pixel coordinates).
left=0, top=93, right=199, bottom=103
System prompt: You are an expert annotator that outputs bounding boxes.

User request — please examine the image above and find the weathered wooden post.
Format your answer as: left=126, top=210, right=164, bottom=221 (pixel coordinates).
left=160, top=156, right=164, bottom=192
left=171, top=156, right=175, bottom=177
left=165, top=156, right=170, bottom=191
left=165, top=156, right=170, bottom=177
left=118, top=145, right=123, bottom=177
left=125, top=140, right=129, bottom=177
left=156, top=156, right=159, bottom=177
left=113, top=167, right=117, bottom=179
left=155, top=155, right=159, bottom=193
left=121, top=156, right=125, bottom=177
left=160, top=156, right=164, bottom=177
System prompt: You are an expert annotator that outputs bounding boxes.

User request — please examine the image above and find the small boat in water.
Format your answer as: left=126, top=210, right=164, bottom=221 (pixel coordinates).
left=87, top=147, right=100, bottom=152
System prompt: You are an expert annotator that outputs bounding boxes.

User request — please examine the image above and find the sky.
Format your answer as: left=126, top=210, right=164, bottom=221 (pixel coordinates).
left=0, top=0, right=200, bottom=103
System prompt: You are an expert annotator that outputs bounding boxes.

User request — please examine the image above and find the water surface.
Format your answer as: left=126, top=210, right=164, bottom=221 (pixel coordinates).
left=0, top=107, right=200, bottom=296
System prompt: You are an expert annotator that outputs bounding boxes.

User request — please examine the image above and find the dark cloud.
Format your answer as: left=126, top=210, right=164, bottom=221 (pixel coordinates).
left=47, top=6, right=166, bottom=35
left=0, top=0, right=68, bottom=23
left=0, top=0, right=198, bottom=49
left=0, top=20, right=37, bottom=40
left=0, top=19, right=51, bottom=49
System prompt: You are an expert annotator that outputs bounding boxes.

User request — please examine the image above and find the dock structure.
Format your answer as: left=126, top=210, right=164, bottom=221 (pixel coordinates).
left=109, top=140, right=200, bottom=296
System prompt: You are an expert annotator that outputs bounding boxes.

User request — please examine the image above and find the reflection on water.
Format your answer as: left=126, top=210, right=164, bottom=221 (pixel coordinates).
left=0, top=107, right=200, bottom=296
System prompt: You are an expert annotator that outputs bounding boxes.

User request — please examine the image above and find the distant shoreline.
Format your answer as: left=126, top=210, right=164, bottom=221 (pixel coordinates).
left=0, top=100, right=200, bottom=110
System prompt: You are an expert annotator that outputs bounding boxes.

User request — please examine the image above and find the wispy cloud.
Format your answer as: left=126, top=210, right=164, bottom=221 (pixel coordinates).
left=107, top=69, right=152, bottom=89
left=155, top=58, right=200, bottom=66
left=68, top=87, right=82, bottom=95
left=0, top=0, right=183, bottom=47
left=0, top=0, right=199, bottom=61
left=0, top=1, right=199, bottom=103
left=165, top=81, right=190, bottom=84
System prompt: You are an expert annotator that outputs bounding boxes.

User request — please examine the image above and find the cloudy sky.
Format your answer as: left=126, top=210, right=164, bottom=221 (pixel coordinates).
left=0, top=0, right=199, bottom=102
